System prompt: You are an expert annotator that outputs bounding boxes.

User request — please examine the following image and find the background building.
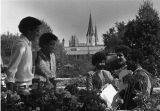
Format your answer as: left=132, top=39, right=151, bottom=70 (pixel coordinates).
left=64, top=13, right=105, bottom=61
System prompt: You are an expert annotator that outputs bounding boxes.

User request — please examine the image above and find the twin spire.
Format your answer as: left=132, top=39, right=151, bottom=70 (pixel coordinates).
left=86, top=13, right=98, bottom=46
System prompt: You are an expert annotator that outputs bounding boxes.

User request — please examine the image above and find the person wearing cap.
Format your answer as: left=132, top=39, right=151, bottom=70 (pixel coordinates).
left=35, top=33, right=58, bottom=91
left=5, top=16, right=42, bottom=91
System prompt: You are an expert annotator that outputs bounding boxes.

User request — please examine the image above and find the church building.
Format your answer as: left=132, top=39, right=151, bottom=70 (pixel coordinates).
left=64, top=13, right=105, bottom=60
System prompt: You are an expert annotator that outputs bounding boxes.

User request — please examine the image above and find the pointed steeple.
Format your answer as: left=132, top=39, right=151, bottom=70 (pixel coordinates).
left=86, top=13, right=94, bottom=36
left=86, top=13, right=94, bottom=46
left=95, top=24, right=98, bottom=46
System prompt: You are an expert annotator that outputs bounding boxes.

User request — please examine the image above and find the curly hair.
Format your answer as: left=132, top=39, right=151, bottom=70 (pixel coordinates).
left=129, top=49, right=144, bottom=64
left=39, top=33, right=58, bottom=48
left=92, top=51, right=106, bottom=66
left=115, top=45, right=131, bottom=58
left=18, top=16, right=42, bottom=35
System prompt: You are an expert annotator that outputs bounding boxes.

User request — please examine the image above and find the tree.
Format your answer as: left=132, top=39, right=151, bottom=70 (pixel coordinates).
left=54, top=40, right=68, bottom=77
left=1, top=32, right=20, bottom=65
left=103, top=0, right=160, bottom=76
left=123, top=0, right=160, bottom=76
left=40, top=20, right=53, bottom=34
left=103, top=22, right=124, bottom=53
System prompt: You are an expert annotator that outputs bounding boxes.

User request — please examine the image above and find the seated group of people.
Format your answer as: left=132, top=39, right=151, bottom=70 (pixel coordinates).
left=86, top=48, right=152, bottom=110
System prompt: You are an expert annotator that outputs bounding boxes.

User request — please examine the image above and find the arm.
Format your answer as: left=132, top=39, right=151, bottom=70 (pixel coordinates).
left=5, top=43, right=25, bottom=83
left=134, top=71, right=151, bottom=95
left=86, top=71, right=94, bottom=91
left=103, top=70, right=114, bottom=84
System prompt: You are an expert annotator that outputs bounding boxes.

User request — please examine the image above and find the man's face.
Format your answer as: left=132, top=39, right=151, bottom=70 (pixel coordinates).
left=28, top=26, right=41, bottom=42
left=117, top=53, right=126, bottom=66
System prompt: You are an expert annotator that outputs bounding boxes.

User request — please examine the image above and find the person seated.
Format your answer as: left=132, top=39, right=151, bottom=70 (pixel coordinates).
left=114, top=45, right=133, bottom=91
left=115, top=49, right=152, bottom=110
left=35, top=33, right=58, bottom=90
left=86, top=51, right=114, bottom=91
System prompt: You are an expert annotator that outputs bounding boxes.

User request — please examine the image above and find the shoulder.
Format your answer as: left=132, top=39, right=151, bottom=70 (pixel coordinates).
left=134, top=69, right=149, bottom=80
left=135, top=69, right=148, bottom=76
left=13, top=40, right=26, bottom=53
left=101, top=70, right=111, bottom=74
left=119, top=69, right=133, bottom=78
left=87, top=71, right=95, bottom=76
left=101, top=70, right=113, bottom=78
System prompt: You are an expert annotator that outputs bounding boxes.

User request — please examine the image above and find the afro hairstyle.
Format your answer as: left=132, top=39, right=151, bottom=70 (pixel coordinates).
left=39, top=33, right=58, bottom=48
left=92, top=51, right=106, bottom=66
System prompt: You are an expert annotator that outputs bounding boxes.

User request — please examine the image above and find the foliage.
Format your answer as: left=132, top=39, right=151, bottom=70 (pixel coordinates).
left=60, top=56, right=93, bottom=78
left=103, top=0, right=160, bottom=76
left=2, top=81, right=160, bottom=111
left=1, top=81, right=110, bottom=111
left=1, top=32, right=20, bottom=65
left=54, top=41, right=68, bottom=77
left=133, top=92, right=160, bottom=111
left=103, top=21, right=125, bottom=53
left=123, top=0, right=160, bottom=76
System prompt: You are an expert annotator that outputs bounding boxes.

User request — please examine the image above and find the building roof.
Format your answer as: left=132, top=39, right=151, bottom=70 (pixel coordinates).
left=66, top=50, right=99, bottom=55
left=65, top=45, right=105, bottom=55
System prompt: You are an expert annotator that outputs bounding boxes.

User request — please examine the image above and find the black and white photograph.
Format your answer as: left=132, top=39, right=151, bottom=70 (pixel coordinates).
left=1, top=0, right=160, bottom=110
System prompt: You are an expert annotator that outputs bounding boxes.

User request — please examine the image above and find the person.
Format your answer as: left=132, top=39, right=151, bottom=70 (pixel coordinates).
left=111, top=46, right=133, bottom=109
left=5, top=16, right=42, bottom=91
left=117, top=49, right=152, bottom=110
left=35, top=33, right=58, bottom=90
left=114, top=45, right=132, bottom=91
left=86, top=51, right=114, bottom=91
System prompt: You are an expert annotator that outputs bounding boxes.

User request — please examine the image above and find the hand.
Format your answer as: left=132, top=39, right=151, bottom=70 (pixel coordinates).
left=101, top=84, right=109, bottom=91
left=116, top=98, right=124, bottom=104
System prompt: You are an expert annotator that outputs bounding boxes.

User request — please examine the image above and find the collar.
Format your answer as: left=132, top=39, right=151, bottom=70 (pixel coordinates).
left=39, top=49, right=51, bottom=60
left=21, top=34, right=32, bottom=45
left=134, top=64, right=143, bottom=72
left=114, top=65, right=127, bottom=73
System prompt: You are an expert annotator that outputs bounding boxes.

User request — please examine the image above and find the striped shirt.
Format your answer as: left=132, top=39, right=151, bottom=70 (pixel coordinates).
left=86, top=70, right=113, bottom=90
left=35, top=50, right=56, bottom=79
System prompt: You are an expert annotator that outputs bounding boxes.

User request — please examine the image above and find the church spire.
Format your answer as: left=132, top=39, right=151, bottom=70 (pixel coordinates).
left=95, top=24, right=98, bottom=46
left=86, top=13, right=94, bottom=46
left=86, top=13, right=94, bottom=36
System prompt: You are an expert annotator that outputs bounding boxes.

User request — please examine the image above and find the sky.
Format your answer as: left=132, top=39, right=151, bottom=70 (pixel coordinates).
left=1, top=0, right=160, bottom=46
